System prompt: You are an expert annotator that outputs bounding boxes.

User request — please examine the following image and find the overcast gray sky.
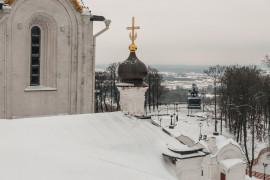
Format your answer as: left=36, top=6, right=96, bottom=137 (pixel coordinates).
left=84, top=0, right=270, bottom=65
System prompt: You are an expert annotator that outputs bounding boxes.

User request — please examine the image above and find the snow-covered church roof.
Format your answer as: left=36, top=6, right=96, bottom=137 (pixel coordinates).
left=0, top=112, right=195, bottom=180
left=4, top=0, right=86, bottom=12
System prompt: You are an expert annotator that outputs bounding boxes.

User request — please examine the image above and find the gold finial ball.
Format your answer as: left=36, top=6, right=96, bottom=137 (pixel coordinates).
left=129, top=44, right=137, bottom=52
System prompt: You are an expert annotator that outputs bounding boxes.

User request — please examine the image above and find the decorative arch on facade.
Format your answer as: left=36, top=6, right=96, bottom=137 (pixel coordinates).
left=216, top=143, right=244, bottom=162
left=27, top=12, right=58, bottom=88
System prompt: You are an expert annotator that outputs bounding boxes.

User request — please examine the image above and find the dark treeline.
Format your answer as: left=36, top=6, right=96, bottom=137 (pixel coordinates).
left=95, top=63, right=120, bottom=112
left=163, top=86, right=189, bottom=103
left=205, top=64, right=270, bottom=177
left=95, top=64, right=165, bottom=113
left=145, top=66, right=166, bottom=111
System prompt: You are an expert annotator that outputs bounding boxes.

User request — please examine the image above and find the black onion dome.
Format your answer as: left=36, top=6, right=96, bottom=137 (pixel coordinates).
left=118, top=52, right=148, bottom=86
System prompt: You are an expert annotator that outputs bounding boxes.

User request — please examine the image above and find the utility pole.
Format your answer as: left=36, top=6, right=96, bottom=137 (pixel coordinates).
left=263, top=163, right=268, bottom=180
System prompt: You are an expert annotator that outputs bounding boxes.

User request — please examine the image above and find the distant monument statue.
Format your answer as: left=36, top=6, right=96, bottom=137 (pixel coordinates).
left=117, top=17, right=148, bottom=117
left=189, top=84, right=199, bottom=97
left=187, top=84, right=201, bottom=109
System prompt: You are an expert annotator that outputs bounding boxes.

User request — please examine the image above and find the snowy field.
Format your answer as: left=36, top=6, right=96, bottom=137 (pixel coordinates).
left=161, top=72, right=213, bottom=90
left=150, top=104, right=234, bottom=144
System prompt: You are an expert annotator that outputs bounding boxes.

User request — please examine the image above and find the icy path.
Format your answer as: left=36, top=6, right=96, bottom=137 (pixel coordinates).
left=0, top=112, right=178, bottom=180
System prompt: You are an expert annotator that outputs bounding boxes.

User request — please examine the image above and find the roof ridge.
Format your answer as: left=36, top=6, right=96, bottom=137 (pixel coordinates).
left=4, top=0, right=84, bottom=12
left=70, top=0, right=82, bottom=12
left=4, top=0, right=15, bottom=5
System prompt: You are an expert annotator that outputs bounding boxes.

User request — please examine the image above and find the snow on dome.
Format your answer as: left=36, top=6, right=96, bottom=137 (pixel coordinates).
left=0, top=112, right=179, bottom=180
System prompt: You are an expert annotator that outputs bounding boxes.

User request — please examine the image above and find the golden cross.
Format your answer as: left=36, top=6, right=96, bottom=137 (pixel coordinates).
left=126, top=17, right=140, bottom=44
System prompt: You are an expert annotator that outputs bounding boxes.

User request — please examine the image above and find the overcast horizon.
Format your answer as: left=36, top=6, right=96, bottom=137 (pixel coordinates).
left=84, top=0, right=270, bottom=66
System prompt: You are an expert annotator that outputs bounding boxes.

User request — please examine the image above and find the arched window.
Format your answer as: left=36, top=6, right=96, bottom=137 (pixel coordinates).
left=26, top=13, right=57, bottom=89
left=30, top=26, right=41, bottom=86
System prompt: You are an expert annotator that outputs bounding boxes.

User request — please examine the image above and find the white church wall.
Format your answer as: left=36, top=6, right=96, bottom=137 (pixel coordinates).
left=0, top=0, right=94, bottom=118
left=117, top=86, right=148, bottom=116
left=218, top=162, right=246, bottom=180
left=201, top=156, right=212, bottom=180
left=74, top=11, right=94, bottom=115
left=175, top=157, right=203, bottom=180
left=0, top=20, right=6, bottom=118
left=210, top=163, right=219, bottom=180
left=226, top=165, right=246, bottom=180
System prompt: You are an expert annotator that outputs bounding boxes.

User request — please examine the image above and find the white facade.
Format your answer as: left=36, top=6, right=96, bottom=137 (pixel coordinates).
left=0, top=0, right=94, bottom=118
left=117, top=84, right=148, bottom=116
left=176, top=157, right=204, bottom=180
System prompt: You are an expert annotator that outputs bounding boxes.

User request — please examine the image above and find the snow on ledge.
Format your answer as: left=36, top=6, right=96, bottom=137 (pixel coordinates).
left=219, top=158, right=245, bottom=170
left=116, top=82, right=135, bottom=87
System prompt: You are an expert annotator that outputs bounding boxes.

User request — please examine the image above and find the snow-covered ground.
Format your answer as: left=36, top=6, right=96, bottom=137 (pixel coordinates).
left=0, top=112, right=181, bottom=180
left=150, top=104, right=269, bottom=174
left=150, top=104, right=233, bottom=144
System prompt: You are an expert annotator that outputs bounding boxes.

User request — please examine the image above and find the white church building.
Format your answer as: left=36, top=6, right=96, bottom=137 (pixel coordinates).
left=171, top=134, right=247, bottom=180
left=0, top=0, right=100, bottom=118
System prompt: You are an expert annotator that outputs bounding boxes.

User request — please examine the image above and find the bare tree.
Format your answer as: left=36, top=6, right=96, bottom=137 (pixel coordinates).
left=218, top=65, right=266, bottom=177
left=204, top=65, right=225, bottom=134
left=106, top=63, right=121, bottom=111
left=144, top=66, right=165, bottom=112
